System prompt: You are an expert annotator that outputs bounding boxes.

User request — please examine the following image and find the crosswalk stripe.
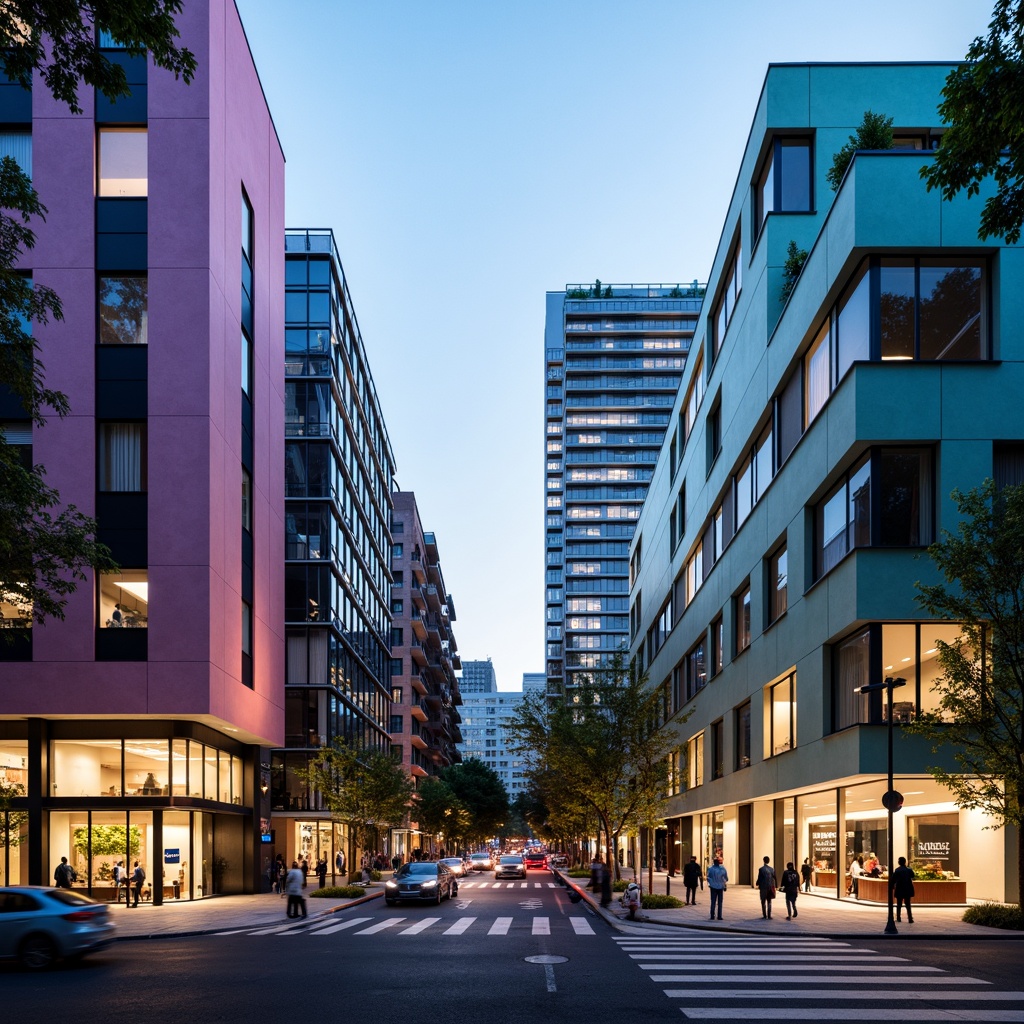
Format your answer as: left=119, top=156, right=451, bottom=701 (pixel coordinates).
left=532, top=917, right=550, bottom=935
left=634, top=955, right=912, bottom=964
left=651, top=974, right=989, bottom=985
left=400, top=917, right=442, bottom=935
left=354, top=918, right=405, bottom=935
left=250, top=922, right=307, bottom=935
left=637, top=963, right=940, bottom=973
left=663, top=990, right=1023, bottom=1002
left=488, top=916, right=513, bottom=935
left=569, top=917, right=595, bottom=935
left=310, top=917, right=373, bottom=936
left=443, top=917, right=476, bottom=935
left=673, top=1011, right=1024, bottom=1022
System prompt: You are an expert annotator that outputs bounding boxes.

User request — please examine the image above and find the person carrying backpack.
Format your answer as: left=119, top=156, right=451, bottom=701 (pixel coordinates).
left=53, top=856, right=76, bottom=889
left=129, top=860, right=146, bottom=907
left=779, top=861, right=801, bottom=919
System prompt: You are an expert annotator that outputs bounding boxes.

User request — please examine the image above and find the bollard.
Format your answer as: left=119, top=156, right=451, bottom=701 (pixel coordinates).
left=666, top=875, right=670, bottom=896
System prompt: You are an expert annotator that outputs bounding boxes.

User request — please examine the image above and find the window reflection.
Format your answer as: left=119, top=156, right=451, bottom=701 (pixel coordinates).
left=99, top=276, right=147, bottom=345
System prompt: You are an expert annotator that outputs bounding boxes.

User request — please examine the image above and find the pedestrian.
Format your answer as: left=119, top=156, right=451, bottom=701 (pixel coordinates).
left=890, top=856, right=916, bottom=923
left=780, top=861, right=801, bottom=919
left=316, top=856, right=327, bottom=889
left=589, top=854, right=604, bottom=895
left=756, top=855, right=777, bottom=919
left=849, top=855, right=863, bottom=899
left=285, top=860, right=306, bottom=918
left=391, top=854, right=401, bottom=871
left=706, top=856, right=728, bottom=920
left=53, top=856, right=75, bottom=889
left=112, top=859, right=124, bottom=902
left=600, top=855, right=613, bottom=907
left=800, top=857, right=813, bottom=892
left=276, top=855, right=287, bottom=896
left=682, top=855, right=703, bottom=905
left=300, top=857, right=309, bottom=888
left=335, top=849, right=345, bottom=878
left=130, top=860, right=145, bottom=907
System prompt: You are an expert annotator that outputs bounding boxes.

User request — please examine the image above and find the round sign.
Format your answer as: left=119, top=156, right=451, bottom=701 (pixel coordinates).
left=882, top=789, right=904, bottom=812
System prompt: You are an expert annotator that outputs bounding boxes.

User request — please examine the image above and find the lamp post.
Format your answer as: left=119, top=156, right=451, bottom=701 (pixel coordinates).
left=856, top=676, right=906, bottom=936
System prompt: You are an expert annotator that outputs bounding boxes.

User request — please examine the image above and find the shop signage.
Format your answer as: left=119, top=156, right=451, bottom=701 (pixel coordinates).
left=911, top=822, right=959, bottom=875
left=164, top=848, right=180, bottom=864
left=810, top=824, right=836, bottom=868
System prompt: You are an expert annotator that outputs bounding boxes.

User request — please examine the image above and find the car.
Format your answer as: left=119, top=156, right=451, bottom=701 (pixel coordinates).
left=494, top=855, right=527, bottom=880
left=547, top=853, right=569, bottom=870
left=523, top=851, right=547, bottom=870
left=384, top=861, right=458, bottom=906
left=468, top=852, right=493, bottom=871
left=0, top=886, right=116, bottom=970
left=439, top=857, right=466, bottom=878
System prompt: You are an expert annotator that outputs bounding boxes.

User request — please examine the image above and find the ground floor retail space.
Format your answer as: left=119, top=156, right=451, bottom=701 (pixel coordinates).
left=657, top=776, right=1019, bottom=905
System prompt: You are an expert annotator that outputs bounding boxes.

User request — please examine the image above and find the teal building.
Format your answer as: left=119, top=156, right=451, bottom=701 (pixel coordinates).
left=629, top=63, right=1020, bottom=905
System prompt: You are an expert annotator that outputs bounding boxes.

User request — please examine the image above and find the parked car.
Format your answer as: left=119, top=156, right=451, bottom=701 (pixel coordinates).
left=384, top=861, right=458, bottom=905
left=439, top=857, right=467, bottom=878
left=0, top=886, right=116, bottom=970
left=547, top=853, right=569, bottom=870
left=494, top=855, right=527, bottom=880
left=523, top=851, right=547, bottom=870
left=468, top=852, right=493, bottom=871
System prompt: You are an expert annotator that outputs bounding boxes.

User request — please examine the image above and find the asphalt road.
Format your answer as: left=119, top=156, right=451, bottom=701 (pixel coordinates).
left=5, top=875, right=1024, bottom=1022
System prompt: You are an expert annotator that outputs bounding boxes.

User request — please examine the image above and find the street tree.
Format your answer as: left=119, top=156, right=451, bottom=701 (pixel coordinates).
left=439, top=758, right=508, bottom=847
left=920, top=0, right=1024, bottom=243
left=298, top=742, right=414, bottom=869
left=0, top=3, right=195, bottom=632
left=911, top=479, right=1024, bottom=905
left=414, top=775, right=470, bottom=854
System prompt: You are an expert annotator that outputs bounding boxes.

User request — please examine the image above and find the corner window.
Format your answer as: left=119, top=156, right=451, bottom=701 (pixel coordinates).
left=97, top=128, right=147, bottom=197
left=755, top=136, right=812, bottom=232
left=100, top=570, right=148, bottom=628
left=99, top=276, right=147, bottom=344
left=98, top=422, right=146, bottom=492
left=735, top=584, right=751, bottom=654
left=765, top=672, right=796, bottom=756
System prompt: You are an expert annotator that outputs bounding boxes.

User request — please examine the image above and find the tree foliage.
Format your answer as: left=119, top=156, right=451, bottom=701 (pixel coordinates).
left=414, top=775, right=471, bottom=850
left=779, top=239, right=808, bottom=302
left=921, top=0, right=1024, bottom=243
left=438, top=758, right=508, bottom=846
left=297, top=742, right=414, bottom=855
left=911, top=479, right=1024, bottom=904
left=0, top=3, right=195, bottom=630
left=826, top=110, right=894, bottom=191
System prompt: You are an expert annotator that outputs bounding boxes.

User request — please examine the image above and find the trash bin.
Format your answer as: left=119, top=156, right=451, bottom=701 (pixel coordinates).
left=172, top=880, right=180, bottom=899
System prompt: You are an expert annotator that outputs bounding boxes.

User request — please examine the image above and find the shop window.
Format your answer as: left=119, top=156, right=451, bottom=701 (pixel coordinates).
left=51, top=740, right=124, bottom=796
left=98, top=128, right=147, bottom=197
left=755, top=136, right=812, bottom=233
left=735, top=700, right=751, bottom=770
left=765, top=673, right=796, bottom=756
left=99, top=276, right=147, bottom=344
left=98, top=422, right=146, bottom=492
left=99, top=569, right=148, bottom=628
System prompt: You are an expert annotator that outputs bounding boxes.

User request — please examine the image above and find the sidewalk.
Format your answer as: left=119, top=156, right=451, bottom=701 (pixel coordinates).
left=573, top=867, right=1019, bottom=940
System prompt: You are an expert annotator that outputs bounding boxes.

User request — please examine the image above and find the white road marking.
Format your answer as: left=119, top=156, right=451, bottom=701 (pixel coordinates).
left=673, top=1012, right=1024, bottom=1022
left=544, top=964, right=557, bottom=993
left=443, top=917, right=476, bottom=935
left=651, top=974, right=989, bottom=985
left=532, top=917, right=550, bottom=935
left=569, top=917, right=595, bottom=935
left=488, top=916, right=512, bottom=935
left=400, top=917, right=441, bottom=935
left=663, top=990, right=1023, bottom=1002
left=309, top=917, right=373, bottom=936
left=353, top=918, right=405, bottom=934
left=637, top=963, right=940, bottom=972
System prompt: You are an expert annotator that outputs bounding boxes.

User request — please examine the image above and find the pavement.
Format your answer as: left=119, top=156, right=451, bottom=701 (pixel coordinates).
left=105, top=868, right=1021, bottom=942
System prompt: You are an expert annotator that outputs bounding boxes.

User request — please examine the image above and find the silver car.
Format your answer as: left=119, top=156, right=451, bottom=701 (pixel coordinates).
left=0, top=886, right=116, bottom=970
left=494, top=855, right=527, bottom=880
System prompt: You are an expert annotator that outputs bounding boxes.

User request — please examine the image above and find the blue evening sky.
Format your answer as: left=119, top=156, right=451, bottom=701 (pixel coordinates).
left=235, top=0, right=990, bottom=690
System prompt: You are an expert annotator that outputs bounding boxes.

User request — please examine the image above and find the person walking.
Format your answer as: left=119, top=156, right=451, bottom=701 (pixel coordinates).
left=53, top=856, right=75, bottom=889
left=600, top=855, right=613, bottom=907
left=276, top=855, right=287, bottom=897
left=706, top=857, right=728, bottom=920
left=285, top=860, right=307, bottom=918
left=849, top=855, right=864, bottom=899
left=800, top=857, right=813, bottom=892
left=130, top=860, right=145, bottom=907
left=589, top=854, right=604, bottom=897
left=890, top=856, right=916, bottom=923
left=756, top=855, right=777, bottom=919
left=112, top=859, right=124, bottom=902
left=682, top=855, right=703, bottom=905
left=779, top=861, right=801, bottom=919
left=335, top=849, right=345, bottom=879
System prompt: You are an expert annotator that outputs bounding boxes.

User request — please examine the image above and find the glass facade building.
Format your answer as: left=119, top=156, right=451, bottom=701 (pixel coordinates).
left=544, top=285, right=700, bottom=696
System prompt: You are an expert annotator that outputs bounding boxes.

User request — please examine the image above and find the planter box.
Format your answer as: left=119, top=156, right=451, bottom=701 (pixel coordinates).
left=857, top=876, right=967, bottom=904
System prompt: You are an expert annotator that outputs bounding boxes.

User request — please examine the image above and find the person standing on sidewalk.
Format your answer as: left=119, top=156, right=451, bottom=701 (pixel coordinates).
left=285, top=860, right=307, bottom=918
left=706, top=857, right=728, bottom=920
left=682, top=855, right=703, bottom=905
left=800, top=857, right=813, bottom=892
left=779, top=861, right=801, bottom=919
left=316, top=856, right=327, bottom=888
left=890, top=856, right=915, bottom=923
left=756, top=855, right=777, bottom=919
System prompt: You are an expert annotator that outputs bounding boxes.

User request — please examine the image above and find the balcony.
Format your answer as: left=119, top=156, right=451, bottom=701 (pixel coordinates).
left=410, top=699, right=428, bottom=722
left=411, top=673, right=427, bottom=697
left=410, top=641, right=427, bottom=668
left=409, top=553, right=426, bottom=584
left=411, top=611, right=426, bottom=641
left=424, top=583, right=442, bottom=612
left=411, top=582, right=427, bottom=610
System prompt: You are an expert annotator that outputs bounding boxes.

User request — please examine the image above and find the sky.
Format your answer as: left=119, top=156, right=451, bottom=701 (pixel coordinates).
left=234, top=0, right=991, bottom=690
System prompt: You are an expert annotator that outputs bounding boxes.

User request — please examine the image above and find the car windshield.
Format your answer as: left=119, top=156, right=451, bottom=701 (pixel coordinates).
left=471, top=854, right=488, bottom=860
left=500, top=857, right=522, bottom=864
left=396, top=862, right=438, bottom=877
left=441, top=859, right=461, bottom=867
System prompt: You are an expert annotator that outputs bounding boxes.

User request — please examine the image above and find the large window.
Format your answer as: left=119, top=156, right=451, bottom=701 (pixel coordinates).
left=815, top=449, right=933, bottom=579
left=99, top=570, right=148, bottom=628
left=765, top=673, right=796, bottom=756
left=735, top=700, right=751, bottom=770
left=98, top=128, right=147, bottom=197
left=98, top=423, right=146, bottom=492
left=735, top=584, right=751, bottom=654
left=755, top=136, right=812, bottom=232
left=0, top=131, right=31, bottom=177
left=99, top=276, right=147, bottom=345
left=688, top=733, right=704, bottom=789
left=711, top=719, right=724, bottom=780
left=685, top=638, right=706, bottom=700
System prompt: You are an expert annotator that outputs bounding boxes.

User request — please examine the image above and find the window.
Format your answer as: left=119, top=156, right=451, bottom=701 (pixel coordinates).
left=707, top=403, right=721, bottom=472
left=735, top=700, right=751, bottom=770
left=755, top=136, right=812, bottom=232
left=735, top=584, right=751, bottom=654
left=389, top=715, right=403, bottom=734
left=765, top=673, right=796, bottom=756
left=685, top=638, right=706, bottom=699
left=836, top=261, right=870, bottom=380
left=668, top=749, right=681, bottom=796
left=98, top=423, right=146, bottom=491
left=688, top=733, right=704, bottom=789
left=393, top=543, right=404, bottom=558
left=390, top=627, right=403, bottom=646
left=391, top=685, right=403, bottom=703
left=391, top=599, right=403, bottom=614
left=0, top=131, right=31, bottom=177
left=241, top=600, right=253, bottom=687
left=98, top=128, right=147, bottom=197
left=768, top=545, right=787, bottom=624
left=994, top=442, right=1024, bottom=489
left=815, top=449, right=933, bottom=579
left=711, top=719, right=724, bottom=780
left=99, top=570, right=148, bottom=628
left=712, top=239, right=742, bottom=357
left=241, top=469, right=252, bottom=533
left=99, top=276, right=147, bottom=344
left=683, top=354, right=705, bottom=441
left=711, top=615, right=724, bottom=676
left=805, top=319, right=830, bottom=425
left=393, top=571, right=404, bottom=589
left=241, top=330, right=252, bottom=397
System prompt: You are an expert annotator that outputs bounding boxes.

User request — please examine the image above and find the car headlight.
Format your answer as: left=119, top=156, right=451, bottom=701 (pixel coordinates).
left=420, top=879, right=437, bottom=888
left=385, top=880, right=398, bottom=889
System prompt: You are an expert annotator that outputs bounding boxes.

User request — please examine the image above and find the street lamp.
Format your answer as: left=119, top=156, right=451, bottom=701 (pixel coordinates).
left=856, top=676, right=906, bottom=936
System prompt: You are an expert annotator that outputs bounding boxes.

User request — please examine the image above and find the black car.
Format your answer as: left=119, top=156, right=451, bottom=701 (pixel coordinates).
left=384, top=861, right=458, bottom=906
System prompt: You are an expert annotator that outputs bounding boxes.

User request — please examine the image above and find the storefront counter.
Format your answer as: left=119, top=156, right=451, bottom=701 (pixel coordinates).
left=815, top=870, right=838, bottom=889
left=857, top=876, right=967, bottom=904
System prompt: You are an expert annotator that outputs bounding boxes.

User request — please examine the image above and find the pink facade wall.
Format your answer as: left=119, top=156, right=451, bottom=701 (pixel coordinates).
left=0, top=0, right=285, bottom=745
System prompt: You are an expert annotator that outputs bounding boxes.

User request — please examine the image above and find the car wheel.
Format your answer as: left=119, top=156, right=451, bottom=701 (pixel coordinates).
left=19, top=933, right=57, bottom=971
left=452, top=883, right=458, bottom=897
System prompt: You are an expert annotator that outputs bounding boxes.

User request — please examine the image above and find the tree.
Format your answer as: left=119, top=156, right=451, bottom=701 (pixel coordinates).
left=298, top=742, right=414, bottom=865
left=780, top=239, right=808, bottom=302
left=439, top=758, right=508, bottom=847
left=414, top=776, right=470, bottom=853
left=826, top=110, right=894, bottom=191
left=920, top=0, right=1024, bottom=243
left=911, top=479, right=1024, bottom=905
left=0, top=780, right=28, bottom=877
left=0, top=3, right=195, bottom=632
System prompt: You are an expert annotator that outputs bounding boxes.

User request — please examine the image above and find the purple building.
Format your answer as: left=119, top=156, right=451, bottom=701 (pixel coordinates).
left=0, top=0, right=285, bottom=900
